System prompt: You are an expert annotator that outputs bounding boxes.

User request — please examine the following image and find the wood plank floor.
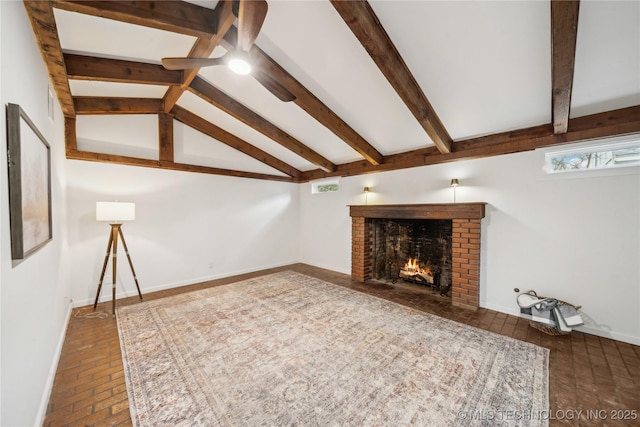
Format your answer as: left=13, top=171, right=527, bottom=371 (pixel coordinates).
left=44, top=263, right=640, bottom=426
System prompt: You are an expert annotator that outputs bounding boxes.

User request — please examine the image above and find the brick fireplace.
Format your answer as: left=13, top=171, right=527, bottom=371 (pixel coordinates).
left=349, top=203, right=486, bottom=310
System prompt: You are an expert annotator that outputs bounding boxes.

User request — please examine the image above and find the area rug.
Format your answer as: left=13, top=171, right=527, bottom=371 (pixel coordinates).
left=117, top=271, right=549, bottom=426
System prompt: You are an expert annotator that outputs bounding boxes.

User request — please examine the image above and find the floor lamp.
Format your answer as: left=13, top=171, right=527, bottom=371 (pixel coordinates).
left=94, top=201, right=143, bottom=315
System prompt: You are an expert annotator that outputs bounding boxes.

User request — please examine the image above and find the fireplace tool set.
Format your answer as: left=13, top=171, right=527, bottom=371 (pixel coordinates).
left=517, top=291, right=583, bottom=335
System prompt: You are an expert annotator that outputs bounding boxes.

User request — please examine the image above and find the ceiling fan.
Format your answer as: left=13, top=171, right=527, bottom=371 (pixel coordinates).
left=161, top=0, right=295, bottom=102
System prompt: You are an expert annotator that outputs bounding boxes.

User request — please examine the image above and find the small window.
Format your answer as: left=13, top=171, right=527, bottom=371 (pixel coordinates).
left=543, top=137, right=640, bottom=174
left=311, top=179, right=340, bottom=194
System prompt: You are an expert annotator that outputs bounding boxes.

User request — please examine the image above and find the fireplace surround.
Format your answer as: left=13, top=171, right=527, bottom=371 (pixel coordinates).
left=350, top=203, right=486, bottom=310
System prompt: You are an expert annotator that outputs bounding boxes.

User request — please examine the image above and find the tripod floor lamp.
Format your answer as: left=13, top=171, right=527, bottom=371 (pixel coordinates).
left=94, top=201, right=143, bottom=315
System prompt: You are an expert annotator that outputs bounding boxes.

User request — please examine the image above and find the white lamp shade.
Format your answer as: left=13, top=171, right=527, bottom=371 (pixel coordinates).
left=96, top=202, right=135, bottom=222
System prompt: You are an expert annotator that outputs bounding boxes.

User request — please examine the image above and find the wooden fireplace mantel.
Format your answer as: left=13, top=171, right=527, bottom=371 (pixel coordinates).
left=349, top=203, right=486, bottom=220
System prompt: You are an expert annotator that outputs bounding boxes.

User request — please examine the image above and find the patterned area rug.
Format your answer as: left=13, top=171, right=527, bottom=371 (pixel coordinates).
left=117, top=271, right=548, bottom=426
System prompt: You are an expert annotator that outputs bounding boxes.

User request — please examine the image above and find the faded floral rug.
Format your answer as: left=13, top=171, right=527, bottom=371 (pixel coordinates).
left=117, top=271, right=548, bottom=426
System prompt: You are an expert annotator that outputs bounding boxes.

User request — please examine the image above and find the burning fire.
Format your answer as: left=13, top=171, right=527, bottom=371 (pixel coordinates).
left=403, top=258, right=431, bottom=275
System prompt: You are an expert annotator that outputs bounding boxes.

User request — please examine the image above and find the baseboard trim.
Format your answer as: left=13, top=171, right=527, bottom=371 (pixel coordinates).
left=72, top=261, right=297, bottom=308
left=34, top=299, right=74, bottom=427
left=482, top=302, right=640, bottom=346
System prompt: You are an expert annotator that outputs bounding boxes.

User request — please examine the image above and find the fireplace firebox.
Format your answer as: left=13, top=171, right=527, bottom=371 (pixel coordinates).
left=371, top=219, right=452, bottom=294
left=350, top=203, right=486, bottom=310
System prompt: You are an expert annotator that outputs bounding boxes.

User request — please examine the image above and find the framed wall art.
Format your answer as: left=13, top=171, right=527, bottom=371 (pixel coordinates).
left=6, top=103, right=52, bottom=260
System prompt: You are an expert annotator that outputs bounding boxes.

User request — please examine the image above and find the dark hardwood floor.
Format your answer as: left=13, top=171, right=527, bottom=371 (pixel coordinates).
left=44, top=263, right=640, bottom=426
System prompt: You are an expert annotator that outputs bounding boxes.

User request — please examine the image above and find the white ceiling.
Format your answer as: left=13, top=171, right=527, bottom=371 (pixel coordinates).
left=53, top=0, right=640, bottom=177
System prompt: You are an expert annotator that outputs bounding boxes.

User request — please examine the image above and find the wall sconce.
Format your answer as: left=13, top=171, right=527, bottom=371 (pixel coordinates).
left=450, top=179, right=459, bottom=203
left=363, top=187, right=371, bottom=205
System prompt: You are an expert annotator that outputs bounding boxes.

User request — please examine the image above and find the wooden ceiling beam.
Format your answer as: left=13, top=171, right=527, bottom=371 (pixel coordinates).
left=52, top=1, right=217, bottom=39
left=330, top=0, right=453, bottom=154
left=158, top=113, right=174, bottom=162
left=64, top=111, right=291, bottom=181
left=64, top=53, right=182, bottom=85
left=38, top=0, right=634, bottom=184
left=159, top=161, right=294, bottom=182
left=171, top=106, right=302, bottom=178
left=66, top=150, right=293, bottom=182
left=23, top=1, right=75, bottom=117
left=163, top=1, right=236, bottom=113
left=65, top=116, right=77, bottom=154
left=551, top=0, right=580, bottom=134
left=63, top=54, right=335, bottom=170
left=189, top=76, right=336, bottom=173
left=74, top=97, right=163, bottom=114
left=50, top=0, right=382, bottom=167
left=221, top=29, right=384, bottom=166
left=301, top=105, right=640, bottom=181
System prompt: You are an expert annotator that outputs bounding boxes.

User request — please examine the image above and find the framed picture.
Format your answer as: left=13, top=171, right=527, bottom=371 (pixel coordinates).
left=6, top=103, right=52, bottom=260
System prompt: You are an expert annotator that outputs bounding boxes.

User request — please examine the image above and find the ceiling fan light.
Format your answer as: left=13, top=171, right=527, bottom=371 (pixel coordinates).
left=228, top=57, right=252, bottom=75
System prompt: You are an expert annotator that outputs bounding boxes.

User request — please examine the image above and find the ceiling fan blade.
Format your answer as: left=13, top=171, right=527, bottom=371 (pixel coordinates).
left=161, top=57, right=225, bottom=70
left=253, top=68, right=296, bottom=102
left=237, top=0, right=268, bottom=52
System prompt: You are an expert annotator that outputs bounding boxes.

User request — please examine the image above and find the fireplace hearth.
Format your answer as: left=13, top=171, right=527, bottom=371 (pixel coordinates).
left=350, top=203, right=486, bottom=310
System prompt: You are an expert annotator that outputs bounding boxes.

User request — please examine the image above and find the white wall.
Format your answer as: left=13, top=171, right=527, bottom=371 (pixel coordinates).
left=66, top=160, right=299, bottom=306
left=298, top=150, right=640, bottom=345
left=1, top=2, right=71, bottom=426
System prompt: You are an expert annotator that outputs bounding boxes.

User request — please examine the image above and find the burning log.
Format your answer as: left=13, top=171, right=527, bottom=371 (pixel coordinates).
left=399, top=258, right=434, bottom=284
left=399, top=270, right=434, bottom=284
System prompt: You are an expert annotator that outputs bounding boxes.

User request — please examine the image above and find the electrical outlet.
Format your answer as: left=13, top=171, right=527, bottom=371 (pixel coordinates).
left=208, top=262, right=214, bottom=269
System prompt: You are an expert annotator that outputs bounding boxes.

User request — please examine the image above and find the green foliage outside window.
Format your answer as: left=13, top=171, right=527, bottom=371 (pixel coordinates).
left=316, top=184, right=339, bottom=193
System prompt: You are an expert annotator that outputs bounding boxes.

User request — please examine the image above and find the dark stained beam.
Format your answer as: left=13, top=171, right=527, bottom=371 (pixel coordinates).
left=64, top=112, right=290, bottom=181
left=171, top=106, right=301, bottom=178
left=66, top=149, right=293, bottom=182
left=163, top=0, right=236, bottom=112
left=23, top=1, right=75, bottom=117
left=551, top=0, right=580, bottom=134
left=65, top=115, right=77, bottom=155
left=189, top=77, right=336, bottom=172
left=67, top=150, right=159, bottom=168
left=250, top=44, right=385, bottom=165
left=159, top=113, right=174, bottom=162
left=220, top=29, right=384, bottom=166
left=64, top=53, right=182, bottom=85
left=566, top=104, right=640, bottom=135
left=51, top=0, right=381, bottom=166
left=52, top=1, right=217, bottom=39
left=330, top=0, right=453, bottom=154
left=159, top=161, right=294, bottom=182
left=74, top=97, right=163, bottom=114
left=301, top=105, right=640, bottom=181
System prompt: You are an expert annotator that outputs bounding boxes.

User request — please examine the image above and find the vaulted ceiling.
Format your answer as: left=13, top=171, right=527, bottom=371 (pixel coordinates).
left=25, top=0, right=640, bottom=182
